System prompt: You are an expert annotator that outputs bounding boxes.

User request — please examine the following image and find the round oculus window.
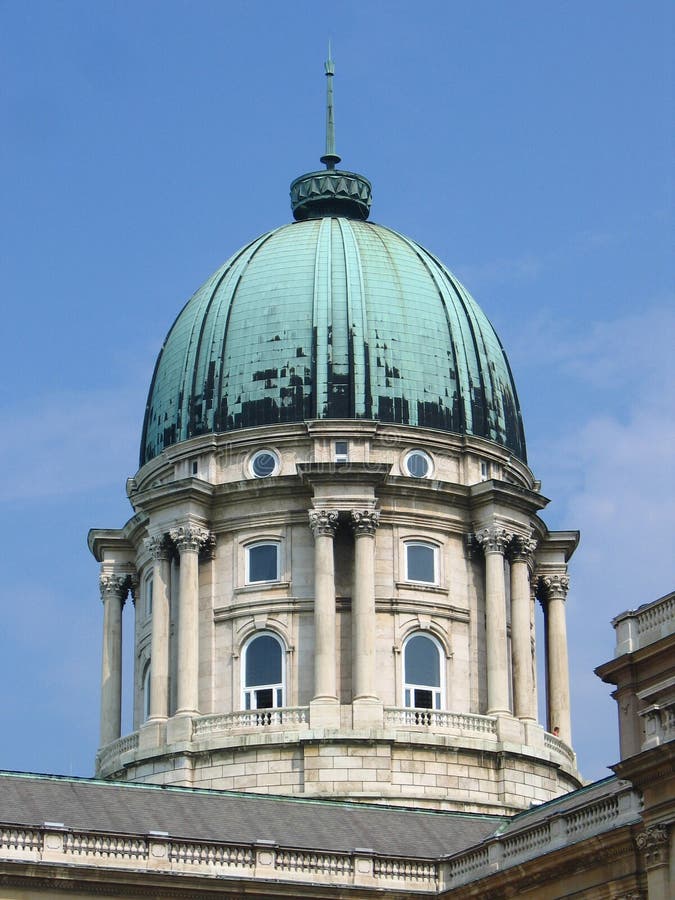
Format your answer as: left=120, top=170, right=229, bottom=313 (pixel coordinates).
left=250, top=450, right=279, bottom=478
left=404, top=449, right=432, bottom=479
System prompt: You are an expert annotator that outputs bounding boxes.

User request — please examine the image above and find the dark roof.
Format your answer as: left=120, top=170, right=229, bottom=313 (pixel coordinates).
left=0, top=771, right=503, bottom=860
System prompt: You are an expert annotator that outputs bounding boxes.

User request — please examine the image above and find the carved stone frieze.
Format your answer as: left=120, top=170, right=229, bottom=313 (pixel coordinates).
left=169, top=524, right=212, bottom=554
left=350, top=509, right=380, bottom=536
left=474, top=525, right=513, bottom=555
left=541, top=573, right=570, bottom=601
left=309, top=508, right=339, bottom=538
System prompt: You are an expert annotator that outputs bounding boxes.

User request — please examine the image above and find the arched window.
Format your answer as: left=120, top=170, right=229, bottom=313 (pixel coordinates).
left=144, top=573, right=153, bottom=617
left=142, top=661, right=151, bottom=722
left=242, top=633, right=285, bottom=710
left=403, top=633, right=444, bottom=710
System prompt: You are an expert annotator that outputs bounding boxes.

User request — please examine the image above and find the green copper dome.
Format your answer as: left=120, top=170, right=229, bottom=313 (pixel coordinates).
left=140, top=216, right=526, bottom=466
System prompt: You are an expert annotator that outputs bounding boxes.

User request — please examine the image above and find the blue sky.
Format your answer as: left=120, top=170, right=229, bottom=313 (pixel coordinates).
left=0, top=0, right=673, bottom=782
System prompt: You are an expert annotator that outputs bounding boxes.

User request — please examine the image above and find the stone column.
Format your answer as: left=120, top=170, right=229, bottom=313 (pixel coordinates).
left=475, top=527, right=511, bottom=716
left=144, top=535, right=171, bottom=721
left=509, top=536, right=537, bottom=721
left=350, top=509, right=381, bottom=719
left=309, top=509, right=339, bottom=701
left=543, top=573, right=572, bottom=743
left=99, top=572, right=130, bottom=746
left=169, top=524, right=211, bottom=719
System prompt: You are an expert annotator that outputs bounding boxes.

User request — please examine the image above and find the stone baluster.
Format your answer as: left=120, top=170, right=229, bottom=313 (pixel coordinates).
left=144, top=534, right=172, bottom=721
left=509, top=535, right=538, bottom=721
left=169, top=524, right=211, bottom=717
left=475, top=527, right=512, bottom=715
left=309, top=509, right=339, bottom=702
left=350, top=509, right=380, bottom=703
left=543, top=573, right=572, bottom=744
left=99, top=572, right=132, bottom=745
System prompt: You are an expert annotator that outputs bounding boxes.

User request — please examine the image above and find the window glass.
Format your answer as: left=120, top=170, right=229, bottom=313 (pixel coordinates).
left=142, top=663, right=151, bottom=721
left=403, top=634, right=443, bottom=711
left=406, top=543, right=435, bottom=583
left=251, top=450, right=279, bottom=478
left=405, top=450, right=432, bottom=478
left=405, top=634, right=440, bottom=686
left=243, top=633, right=284, bottom=711
left=245, top=634, right=282, bottom=686
left=145, top=576, right=153, bottom=617
left=248, top=543, right=279, bottom=583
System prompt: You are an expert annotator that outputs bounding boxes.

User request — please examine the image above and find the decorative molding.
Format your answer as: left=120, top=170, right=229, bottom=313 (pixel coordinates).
left=350, top=509, right=380, bottom=536
left=169, top=524, right=212, bottom=554
left=308, top=508, right=339, bottom=538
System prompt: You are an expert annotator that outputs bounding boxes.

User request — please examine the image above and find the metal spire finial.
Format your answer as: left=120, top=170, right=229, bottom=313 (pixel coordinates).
left=320, top=43, right=341, bottom=170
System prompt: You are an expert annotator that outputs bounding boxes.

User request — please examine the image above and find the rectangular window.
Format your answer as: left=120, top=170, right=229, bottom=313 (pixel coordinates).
left=480, top=461, right=490, bottom=481
left=406, top=543, right=436, bottom=584
left=247, top=542, right=280, bottom=583
left=335, top=440, right=349, bottom=463
left=191, top=460, right=199, bottom=475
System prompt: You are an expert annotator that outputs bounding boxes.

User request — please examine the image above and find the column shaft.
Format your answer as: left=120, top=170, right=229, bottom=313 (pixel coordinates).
left=170, top=525, right=210, bottom=717
left=99, top=575, right=127, bottom=746
left=351, top=510, right=379, bottom=701
left=310, top=510, right=339, bottom=700
left=510, top=538, right=537, bottom=721
left=476, top=527, right=511, bottom=716
left=545, top=574, right=571, bottom=743
left=147, top=538, right=171, bottom=721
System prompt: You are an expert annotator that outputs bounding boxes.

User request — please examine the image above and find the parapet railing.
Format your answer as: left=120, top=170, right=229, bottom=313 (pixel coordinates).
left=384, top=707, right=498, bottom=736
left=0, top=825, right=438, bottom=893
left=442, top=781, right=641, bottom=890
left=193, top=706, right=309, bottom=738
left=95, top=732, right=139, bottom=776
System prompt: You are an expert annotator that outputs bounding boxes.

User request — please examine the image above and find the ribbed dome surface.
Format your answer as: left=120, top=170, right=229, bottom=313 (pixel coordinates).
left=141, top=218, right=526, bottom=465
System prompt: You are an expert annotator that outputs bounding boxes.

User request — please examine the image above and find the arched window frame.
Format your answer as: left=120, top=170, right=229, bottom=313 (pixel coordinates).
left=241, top=631, right=286, bottom=711
left=403, top=540, right=439, bottom=585
left=402, top=632, right=446, bottom=711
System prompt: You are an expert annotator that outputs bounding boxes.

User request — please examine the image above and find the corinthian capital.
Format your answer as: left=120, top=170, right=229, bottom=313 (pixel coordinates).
left=144, top=533, right=171, bottom=561
left=169, top=524, right=212, bottom=553
left=509, top=534, right=538, bottom=565
left=541, top=573, right=570, bottom=601
left=309, top=508, right=339, bottom=538
left=350, top=509, right=380, bottom=536
left=635, top=823, right=669, bottom=865
left=474, top=525, right=513, bottom=555
left=99, top=572, right=134, bottom=602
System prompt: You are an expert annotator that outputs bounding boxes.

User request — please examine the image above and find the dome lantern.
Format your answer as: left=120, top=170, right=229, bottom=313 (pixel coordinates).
left=290, top=50, right=372, bottom=221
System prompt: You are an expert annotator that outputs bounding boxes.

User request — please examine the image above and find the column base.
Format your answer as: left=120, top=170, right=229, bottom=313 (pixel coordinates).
left=166, top=714, right=194, bottom=745
left=495, top=714, right=524, bottom=744
left=522, top=720, right=545, bottom=749
left=352, top=697, right=384, bottom=730
left=309, top=697, right=341, bottom=729
left=138, top=719, right=167, bottom=751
